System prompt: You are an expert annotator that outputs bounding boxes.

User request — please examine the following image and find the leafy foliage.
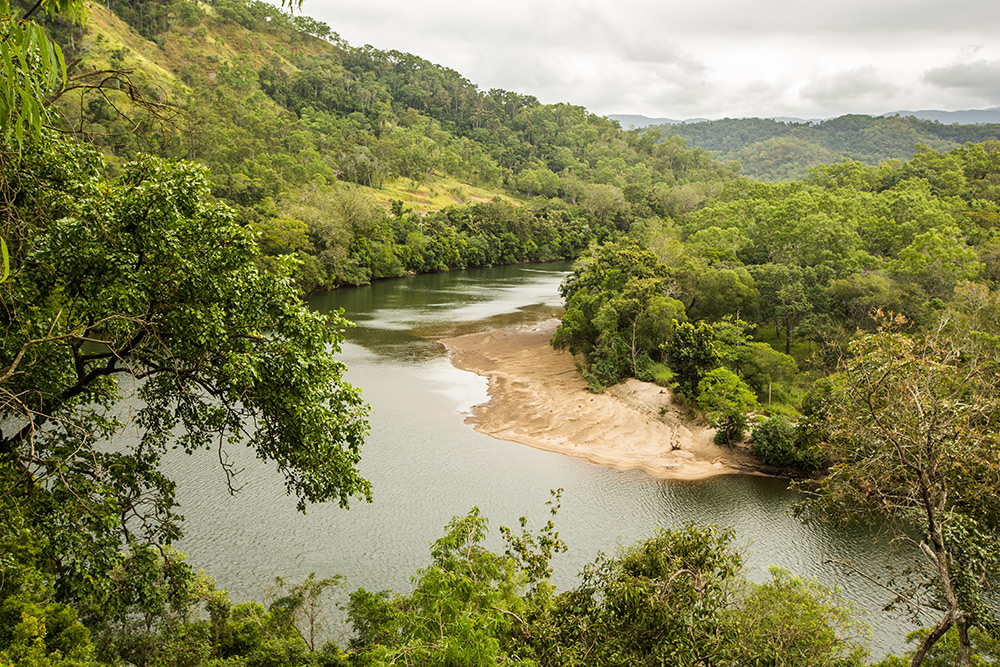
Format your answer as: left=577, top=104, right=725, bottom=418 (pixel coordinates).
left=804, top=317, right=1000, bottom=665
left=346, top=514, right=868, bottom=667
left=0, top=1, right=67, bottom=151
left=0, top=134, right=370, bottom=624
left=552, top=242, right=680, bottom=390
left=695, top=367, right=758, bottom=444
left=751, top=414, right=825, bottom=469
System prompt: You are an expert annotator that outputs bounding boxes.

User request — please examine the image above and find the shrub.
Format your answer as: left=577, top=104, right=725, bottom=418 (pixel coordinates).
left=751, top=415, right=826, bottom=470
left=714, top=410, right=748, bottom=445
left=640, top=362, right=675, bottom=387
left=751, top=415, right=797, bottom=465
left=696, top=368, right=758, bottom=445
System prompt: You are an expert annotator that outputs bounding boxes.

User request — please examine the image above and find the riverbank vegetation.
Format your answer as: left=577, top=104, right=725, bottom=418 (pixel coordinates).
left=550, top=146, right=1000, bottom=662
left=554, top=142, right=1000, bottom=440
left=2, top=0, right=999, bottom=663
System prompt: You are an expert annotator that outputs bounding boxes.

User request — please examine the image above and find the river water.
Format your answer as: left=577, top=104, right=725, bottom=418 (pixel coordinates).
left=163, top=261, right=922, bottom=658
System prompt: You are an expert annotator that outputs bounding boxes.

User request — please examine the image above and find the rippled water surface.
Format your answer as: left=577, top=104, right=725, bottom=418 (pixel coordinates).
left=163, top=262, right=922, bottom=658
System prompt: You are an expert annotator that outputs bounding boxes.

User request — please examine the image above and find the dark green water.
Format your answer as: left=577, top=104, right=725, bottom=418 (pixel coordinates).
left=163, top=261, right=923, bottom=657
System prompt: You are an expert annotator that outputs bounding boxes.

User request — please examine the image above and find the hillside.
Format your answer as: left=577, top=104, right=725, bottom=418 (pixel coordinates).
left=647, top=114, right=1000, bottom=180
left=32, top=0, right=736, bottom=292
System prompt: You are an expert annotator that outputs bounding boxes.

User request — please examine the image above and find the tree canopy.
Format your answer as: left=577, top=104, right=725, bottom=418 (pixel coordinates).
left=806, top=316, right=1000, bottom=666
left=0, top=0, right=371, bottom=646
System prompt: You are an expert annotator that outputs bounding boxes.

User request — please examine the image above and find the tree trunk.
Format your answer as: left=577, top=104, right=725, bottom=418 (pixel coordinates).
left=958, top=618, right=972, bottom=667
left=910, top=610, right=955, bottom=667
left=630, top=319, right=639, bottom=377
left=913, top=485, right=968, bottom=667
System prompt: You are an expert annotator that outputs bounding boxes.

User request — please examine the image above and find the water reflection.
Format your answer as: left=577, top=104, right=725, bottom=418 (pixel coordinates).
left=166, top=261, right=918, bottom=659
left=310, top=264, right=570, bottom=362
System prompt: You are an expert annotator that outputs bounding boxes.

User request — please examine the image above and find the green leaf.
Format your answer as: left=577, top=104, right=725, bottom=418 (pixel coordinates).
left=0, top=236, right=8, bottom=283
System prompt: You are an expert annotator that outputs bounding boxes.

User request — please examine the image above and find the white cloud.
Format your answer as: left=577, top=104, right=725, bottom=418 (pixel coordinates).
left=295, top=0, right=1000, bottom=119
left=800, top=66, right=899, bottom=105
left=923, top=59, right=1000, bottom=101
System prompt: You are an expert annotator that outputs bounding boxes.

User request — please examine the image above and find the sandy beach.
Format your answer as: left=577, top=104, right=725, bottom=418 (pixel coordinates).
left=441, top=319, right=762, bottom=480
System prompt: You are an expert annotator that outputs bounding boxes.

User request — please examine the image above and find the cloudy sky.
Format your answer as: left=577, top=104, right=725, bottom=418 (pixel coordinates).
left=299, top=0, right=1000, bottom=120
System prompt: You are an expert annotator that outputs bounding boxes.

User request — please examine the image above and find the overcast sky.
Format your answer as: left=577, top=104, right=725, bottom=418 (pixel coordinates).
left=298, top=0, right=1000, bottom=120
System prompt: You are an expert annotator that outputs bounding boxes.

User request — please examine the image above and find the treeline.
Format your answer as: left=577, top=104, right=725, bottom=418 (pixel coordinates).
left=655, top=114, right=1000, bottom=181
left=256, top=192, right=603, bottom=290
left=553, top=141, right=1000, bottom=466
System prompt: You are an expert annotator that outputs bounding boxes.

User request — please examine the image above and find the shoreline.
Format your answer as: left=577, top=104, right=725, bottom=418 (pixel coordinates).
left=440, top=319, right=767, bottom=481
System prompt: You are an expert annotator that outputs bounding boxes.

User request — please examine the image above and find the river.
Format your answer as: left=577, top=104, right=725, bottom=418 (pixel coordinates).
left=163, top=261, right=921, bottom=658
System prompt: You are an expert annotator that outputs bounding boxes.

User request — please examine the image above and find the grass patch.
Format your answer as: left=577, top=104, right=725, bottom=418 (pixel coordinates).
left=373, top=175, right=520, bottom=214
left=642, top=362, right=675, bottom=388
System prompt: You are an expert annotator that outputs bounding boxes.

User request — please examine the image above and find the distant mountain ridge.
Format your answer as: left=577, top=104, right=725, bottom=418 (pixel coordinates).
left=607, top=113, right=1000, bottom=181
left=610, top=114, right=697, bottom=129
left=880, top=107, right=1000, bottom=124
left=610, top=108, right=1000, bottom=129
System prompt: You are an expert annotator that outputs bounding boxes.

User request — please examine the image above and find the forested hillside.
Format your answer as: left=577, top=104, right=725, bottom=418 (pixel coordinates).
left=653, top=114, right=1000, bottom=180
left=31, top=0, right=734, bottom=291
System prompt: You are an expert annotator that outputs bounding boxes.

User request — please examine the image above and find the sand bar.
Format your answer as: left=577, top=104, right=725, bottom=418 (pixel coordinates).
left=440, top=319, right=764, bottom=480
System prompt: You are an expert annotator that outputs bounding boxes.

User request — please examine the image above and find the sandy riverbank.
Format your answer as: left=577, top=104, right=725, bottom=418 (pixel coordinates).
left=440, top=319, right=763, bottom=480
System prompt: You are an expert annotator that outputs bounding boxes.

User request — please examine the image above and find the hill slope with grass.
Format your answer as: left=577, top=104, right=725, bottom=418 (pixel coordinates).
left=35, top=0, right=735, bottom=291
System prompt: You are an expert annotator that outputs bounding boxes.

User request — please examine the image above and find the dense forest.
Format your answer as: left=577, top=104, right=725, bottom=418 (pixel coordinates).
left=1, top=0, right=999, bottom=665
left=27, top=0, right=733, bottom=293
left=653, top=115, right=1000, bottom=181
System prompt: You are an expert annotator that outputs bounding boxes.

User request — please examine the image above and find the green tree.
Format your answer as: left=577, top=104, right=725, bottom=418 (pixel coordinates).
left=519, top=524, right=867, bottom=667
left=347, top=508, right=538, bottom=667
left=727, top=567, right=867, bottom=666
left=696, top=367, right=758, bottom=415
left=269, top=573, right=343, bottom=652
left=552, top=243, right=679, bottom=389
left=695, top=367, right=759, bottom=444
left=0, top=143, right=370, bottom=614
left=748, top=263, right=818, bottom=355
left=685, top=265, right=758, bottom=322
left=889, top=226, right=981, bottom=299
left=663, top=320, right=719, bottom=395
left=751, top=414, right=798, bottom=466
left=807, top=319, right=1000, bottom=666
left=733, top=341, right=798, bottom=404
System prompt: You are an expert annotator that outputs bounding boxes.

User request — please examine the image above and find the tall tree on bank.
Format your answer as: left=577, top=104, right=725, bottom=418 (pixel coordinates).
left=808, top=317, right=1000, bottom=667
left=0, top=0, right=369, bottom=620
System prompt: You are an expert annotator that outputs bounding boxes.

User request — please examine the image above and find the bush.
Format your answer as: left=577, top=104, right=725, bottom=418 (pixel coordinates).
left=751, top=415, right=797, bottom=465
left=696, top=368, right=759, bottom=415
left=696, top=368, right=758, bottom=445
left=714, top=410, right=748, bottom=445
left=751, top=415, right=826, bottom=470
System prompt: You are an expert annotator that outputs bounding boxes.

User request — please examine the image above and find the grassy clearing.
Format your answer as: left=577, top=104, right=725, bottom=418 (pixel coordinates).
left=371, top=175, right=520, bottom=214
